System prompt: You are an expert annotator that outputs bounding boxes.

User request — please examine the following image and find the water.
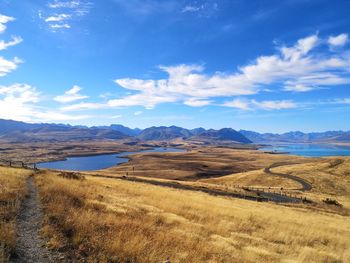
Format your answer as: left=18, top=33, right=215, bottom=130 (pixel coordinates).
left=37, top=147, right=185, bottom=171
left=260, top=144, right=350, bottom=157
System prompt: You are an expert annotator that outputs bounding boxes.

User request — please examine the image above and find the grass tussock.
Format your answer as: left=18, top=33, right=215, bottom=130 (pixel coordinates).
left=37, top=171, right=350, bottom=263
left=0, top=167, right=31, bottom=262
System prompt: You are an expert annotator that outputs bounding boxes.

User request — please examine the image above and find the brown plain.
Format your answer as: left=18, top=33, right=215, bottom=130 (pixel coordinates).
left=0, top=144, right=350, bottom=262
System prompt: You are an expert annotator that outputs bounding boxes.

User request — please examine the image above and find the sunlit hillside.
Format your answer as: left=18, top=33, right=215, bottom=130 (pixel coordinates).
left=35, top=169, right=350, bottom=263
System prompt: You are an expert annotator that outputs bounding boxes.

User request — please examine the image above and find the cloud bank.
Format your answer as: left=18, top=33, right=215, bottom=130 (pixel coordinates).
left=42, top=0, right=93, bottom=31
left=97, top=33, right=350, bottom=110
left=0, top=14, right=22, bottom=77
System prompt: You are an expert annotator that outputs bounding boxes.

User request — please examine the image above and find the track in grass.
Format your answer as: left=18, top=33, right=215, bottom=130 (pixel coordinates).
left=11, top=176, right=61, bottom=263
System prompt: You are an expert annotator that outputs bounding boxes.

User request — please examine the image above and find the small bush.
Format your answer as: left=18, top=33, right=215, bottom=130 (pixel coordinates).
left=57, top=172, right=85, bottom=180
left=322, top=198, right=342, bottom=207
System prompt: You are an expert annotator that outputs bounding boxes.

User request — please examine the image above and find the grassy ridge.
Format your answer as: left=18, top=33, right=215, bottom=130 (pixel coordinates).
left=36, top=171, right=350, bottom=262
left=0, top=167, right=31, bottom=262
left=204, top=157, right=350, bottom=209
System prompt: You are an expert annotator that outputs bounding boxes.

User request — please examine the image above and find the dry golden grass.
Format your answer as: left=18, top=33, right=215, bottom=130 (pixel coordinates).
left=202, top=168, right=302, bottom=189
left=100, top=147, right=312, bottom=180
left=271, top=157, right=350, bottom=208
left=203, top=157, right=350, bottom=211
left=36, top=170, right=350, bottom=263
left=0, top=166, right=32, bottom=262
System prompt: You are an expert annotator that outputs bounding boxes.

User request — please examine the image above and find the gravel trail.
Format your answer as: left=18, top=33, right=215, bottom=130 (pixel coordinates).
left=11, top=176, right=60, bottom=263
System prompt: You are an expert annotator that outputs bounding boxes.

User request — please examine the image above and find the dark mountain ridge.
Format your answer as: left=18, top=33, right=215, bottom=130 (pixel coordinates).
left=239, top=130, right=350, bottom=143
left=0, top=118, right=348, bottom=144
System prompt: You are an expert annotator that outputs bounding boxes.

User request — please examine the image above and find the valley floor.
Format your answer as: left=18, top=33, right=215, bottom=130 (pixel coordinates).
left=0, top=146, right=350, bottom=262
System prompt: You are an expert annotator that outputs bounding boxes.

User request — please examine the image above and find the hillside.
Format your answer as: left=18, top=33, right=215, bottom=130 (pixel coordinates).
left=32, top=164, right=350, bottom=262
left=0, top=122, right=129, bottom=142
left=194, top=128, right=252, bottom=144
left=137, top=126, right=252, bottom=143
left=137, top=126, right=192, bottom=140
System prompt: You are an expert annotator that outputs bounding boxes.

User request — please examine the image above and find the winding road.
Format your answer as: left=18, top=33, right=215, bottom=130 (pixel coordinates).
left=263, top=162, right=312, bottom=191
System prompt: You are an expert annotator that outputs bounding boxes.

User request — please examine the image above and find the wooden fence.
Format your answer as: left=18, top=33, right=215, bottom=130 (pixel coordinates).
left=0, top=159, right=37, bottom=170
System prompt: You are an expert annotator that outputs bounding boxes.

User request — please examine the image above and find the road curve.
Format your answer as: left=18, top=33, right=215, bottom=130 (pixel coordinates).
left=264, top=162, right=312, bottom=191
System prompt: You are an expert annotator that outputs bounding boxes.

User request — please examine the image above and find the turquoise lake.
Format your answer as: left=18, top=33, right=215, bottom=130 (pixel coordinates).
left=37, top=147, right=185, bottom=171
left=259, top=144, right=350, bottom=157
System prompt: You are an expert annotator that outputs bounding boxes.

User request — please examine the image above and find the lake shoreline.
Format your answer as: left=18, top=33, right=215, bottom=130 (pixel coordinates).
left=37, top=147, right=187, bottom=171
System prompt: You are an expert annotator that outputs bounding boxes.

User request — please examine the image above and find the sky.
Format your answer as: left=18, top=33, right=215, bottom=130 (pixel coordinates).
left=0, top=0, right=350, bottom=133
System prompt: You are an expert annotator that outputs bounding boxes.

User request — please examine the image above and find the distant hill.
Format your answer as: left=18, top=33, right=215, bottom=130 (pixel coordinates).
left=0, top=119, right=128, bottom=142
left=195, top=128, right=252, bottom=144
left=191, top=127, right=206, bottom=136
left=95, top=124, right=142, bottom=136
left=137, top=126, right=192, bottom=140
left=137, top=126, right=251, bottom=144
left=0, top=119, right=42, bottom=134
left=239, top=130, right=350, bottom=143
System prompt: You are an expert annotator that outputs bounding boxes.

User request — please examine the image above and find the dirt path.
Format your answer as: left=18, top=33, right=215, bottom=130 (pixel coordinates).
left=11, top=176, right=60, bottom=263
left=264, top=162, right=312, bottom=191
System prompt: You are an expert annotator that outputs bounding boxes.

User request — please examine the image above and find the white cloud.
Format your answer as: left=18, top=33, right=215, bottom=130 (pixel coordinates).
left=0, top=84, right=40, bottom=122
left=48, top=0, right=93, bottom=13
left=43, top=1, right=92, bottom=31
left=54, top=85, right=88, bottom=103
left=334, top=98, right=350, bottom=105
left=108, top=92, right=178, bottom=110
left=181, top=2, right=219, bottom=16
left=61, top=102, right=104, bottom=111
left=45, top=13, right=71, bottom=22
left=280, top=35, right=319, bottom=60
left=182, top=5, right=202, bottom=13
left=222, top=99, right=250, bottom=110
left=0, top=14, right=14, bottom=34
left=184, top=98, right=211, bottom=107
left=0, top=15, right=23, bottom=77
left=110, top=33, right=350, bottom=109
left=53, top=33, right=350, bottom=115
left=134, top=111, right=143, bottom=116
left=50, top=23, right=71, bottom=29
left=48, top=1, right=81, bottom=8
left=0, top=36, right=23, bottom=51
left=283, top=84, right=314, bottom=92
left=223, top=99, right=297, bottom=111
left=328, top=33, right=348, bottom=47
left=252, top=100, right=297, bottom=110
left=0, top=84, right=91, bottom=122
left=110, top=114, right=122, bottom=119
left=0, top=57, right=22, bottom=77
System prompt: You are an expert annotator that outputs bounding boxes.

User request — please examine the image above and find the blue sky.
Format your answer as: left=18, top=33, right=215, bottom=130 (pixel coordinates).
left=0, top=0, right=350, bottom=132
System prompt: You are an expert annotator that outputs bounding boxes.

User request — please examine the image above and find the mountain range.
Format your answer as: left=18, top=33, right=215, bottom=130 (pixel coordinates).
left=0, top=118, right=349, bottom=144
left=239, top=130, right=350, bottom=143
left=0, top=119, right=251, bottom=144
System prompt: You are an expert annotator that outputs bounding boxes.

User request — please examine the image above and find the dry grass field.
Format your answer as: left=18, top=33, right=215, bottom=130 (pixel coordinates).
left=35, top=169, right=350, bottom=263
left=203, top=157, right=350, bottom=209
left=1, top=145, right=350, bottom=262
left=100, top=147, right=312, bottom=180
left=0, top=167, right=32, bottom=262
